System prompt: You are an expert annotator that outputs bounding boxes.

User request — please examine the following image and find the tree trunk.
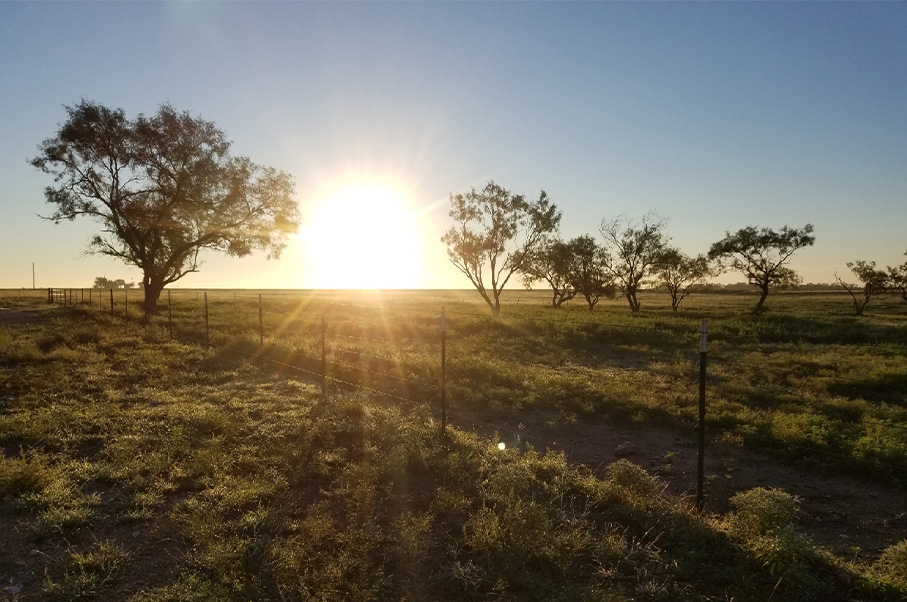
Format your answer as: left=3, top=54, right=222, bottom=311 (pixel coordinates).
left=142, top=274, right=166, bottom=318
left=752, top=285, right=770, bottom=314
left=488, top=289, right=502, bottom=318
left=624, top=286, right=641, bottom=312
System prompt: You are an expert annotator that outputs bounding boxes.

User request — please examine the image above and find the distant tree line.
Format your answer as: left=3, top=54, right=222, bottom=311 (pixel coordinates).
left=442, top=180, right=867, bottom=316
left=93, top=276, right=140, bottom=290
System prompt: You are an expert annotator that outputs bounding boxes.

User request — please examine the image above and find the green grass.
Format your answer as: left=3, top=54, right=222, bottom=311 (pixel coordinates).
left=0, top=288, right=905, bottom=600
left=110, top=287, right=907, bottom=480
left=12, top=287, right=906, bottom=478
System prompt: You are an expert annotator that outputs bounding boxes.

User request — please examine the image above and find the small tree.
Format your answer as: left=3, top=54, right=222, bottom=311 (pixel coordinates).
left=600, top=214, right=670, bottom=312
left=887, top=251, right=907, bottom=303
left=708, top=224, right=815, bottom=314
left=521, top=238, right=576, bottom=308
left=836, top=260, right=889, bottom=316
left=657, top=249, right=713, bottom=312
left=32, top=101, right=300, bottom=316
left=442, top=181, right=560, bottom=317
left=93, top=276, right=115, bottom=289
left=566, top=235, right=614, bottom=310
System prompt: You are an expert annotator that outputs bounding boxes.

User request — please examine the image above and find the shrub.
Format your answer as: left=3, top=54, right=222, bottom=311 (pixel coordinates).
left=725, top=488, right=814, bottom=585
left=606, top=459, right=662, bottom=497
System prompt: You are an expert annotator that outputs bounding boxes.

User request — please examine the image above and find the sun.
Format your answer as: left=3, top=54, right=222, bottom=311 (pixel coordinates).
left=300, top=183, right=423, bottom=289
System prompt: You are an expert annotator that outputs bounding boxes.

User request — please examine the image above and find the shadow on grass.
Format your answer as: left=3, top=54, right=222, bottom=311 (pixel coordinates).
left=827, top=372, right=907, bottom=407
left=713, top=314, right=907, bottom=348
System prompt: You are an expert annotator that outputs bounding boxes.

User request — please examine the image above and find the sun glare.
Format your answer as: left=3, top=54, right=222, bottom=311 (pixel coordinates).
left=300, top=183, right=423, bottom=289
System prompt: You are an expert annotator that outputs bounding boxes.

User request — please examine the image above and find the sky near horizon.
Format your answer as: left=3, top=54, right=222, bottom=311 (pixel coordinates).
left=0, top=2, right=905, bottom=290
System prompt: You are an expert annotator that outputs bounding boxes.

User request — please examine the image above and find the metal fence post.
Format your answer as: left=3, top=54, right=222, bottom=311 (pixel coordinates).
left=168, top=290, right=173, bottom=341
left=110, top=289, right=114, bottom=316
left=259, top=294, right=264, bottom=345
left=697, top=319, right=708, bottom=513
left=204, top=292, right=209, bottom=346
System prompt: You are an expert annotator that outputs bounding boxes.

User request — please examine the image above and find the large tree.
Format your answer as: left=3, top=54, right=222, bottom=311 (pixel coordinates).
left=657, top=249, right=713, bottom=312
left=442, top=181, right=560, bottom=317
left=599, top=214, right=670, bottom=312
left=566, top=235, right=614, bottom=311
left=708, top=224, right=815, bottom=314
left=31, top=101, right=300, bottom=316
left=835, top=260, right=889, bottom=316
left=521, top=238, right=576, bottom=308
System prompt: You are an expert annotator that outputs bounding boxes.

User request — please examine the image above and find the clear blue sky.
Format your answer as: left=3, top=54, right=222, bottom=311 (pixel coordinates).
left=1, top=1, right=905, bottom=289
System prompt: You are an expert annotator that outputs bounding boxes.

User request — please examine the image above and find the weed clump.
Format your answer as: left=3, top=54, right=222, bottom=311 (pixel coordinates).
left=43, top=540, right=129, bottom=600
left=0, top=451, right=51, bottom=499
left=724, top=488, right=815, bottom=588
left=606, top=458, right=663, bottom=497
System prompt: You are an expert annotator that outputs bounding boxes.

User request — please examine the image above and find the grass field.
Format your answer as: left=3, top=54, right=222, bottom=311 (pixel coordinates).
left=1, top=287, right=905, bottom=601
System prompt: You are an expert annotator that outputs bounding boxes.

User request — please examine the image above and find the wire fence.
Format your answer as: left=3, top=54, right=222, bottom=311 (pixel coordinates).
left=42, top=287, right=907, bottom=481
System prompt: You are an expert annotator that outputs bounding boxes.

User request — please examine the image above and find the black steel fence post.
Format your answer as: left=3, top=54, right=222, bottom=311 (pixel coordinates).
left=204, top=292, right=209, bottom=346
left=168, top=290, right=173, bottom=341
left=259, top=294, right=264, bottom=345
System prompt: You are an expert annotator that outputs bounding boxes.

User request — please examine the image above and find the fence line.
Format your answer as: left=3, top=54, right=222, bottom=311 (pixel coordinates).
left=47, top=289, right=907, bottom=482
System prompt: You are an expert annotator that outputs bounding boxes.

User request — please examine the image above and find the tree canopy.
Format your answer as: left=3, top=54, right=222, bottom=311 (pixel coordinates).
left=566, top=235, right=614, bottom=311
left=708, top=224, right=815, bottom=313
left=600, top=214, right=670, bottom=312
left=835, top=260, right=889, bottom=316
left=31, top=101, right=300, bottom=315
left=521, top=238, right=577, bottom=308
left=657, top=249, right=713, bottom=312
left=442, top=181, right=560, bottom=316
left=887, top=251, right=907, bottom=303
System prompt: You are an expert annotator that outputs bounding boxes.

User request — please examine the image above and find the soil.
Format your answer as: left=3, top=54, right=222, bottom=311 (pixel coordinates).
left=448, top=405, right=907, bottom=562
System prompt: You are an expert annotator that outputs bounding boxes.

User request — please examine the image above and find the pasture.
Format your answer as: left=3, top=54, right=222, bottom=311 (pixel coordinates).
left=1, top=287, right=905, bottom=601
